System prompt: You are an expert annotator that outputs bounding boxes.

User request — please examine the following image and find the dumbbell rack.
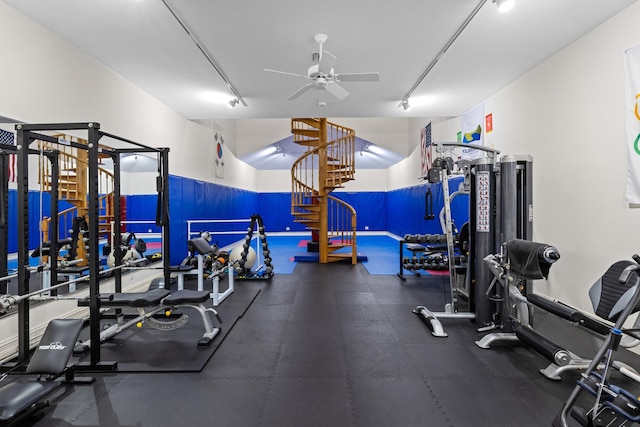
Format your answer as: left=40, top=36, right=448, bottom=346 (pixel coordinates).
left=397, top=234, right=450, bottom=280
left=397, top=166, right=468, bottom=295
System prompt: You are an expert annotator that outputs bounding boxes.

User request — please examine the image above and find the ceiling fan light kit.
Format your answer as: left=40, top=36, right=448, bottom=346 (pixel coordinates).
left=264, top=33, right=380, bottom=101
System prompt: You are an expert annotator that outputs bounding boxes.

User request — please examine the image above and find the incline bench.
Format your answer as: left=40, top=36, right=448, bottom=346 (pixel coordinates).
left=0, top=318, right=89, bottom=426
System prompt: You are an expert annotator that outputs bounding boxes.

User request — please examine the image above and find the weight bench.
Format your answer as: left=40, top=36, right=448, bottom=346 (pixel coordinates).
left=0, top=318, right=89, bottom=426
left=75, top=288, right=222, bottom=353
left=174, top=236, right=234, bottom=306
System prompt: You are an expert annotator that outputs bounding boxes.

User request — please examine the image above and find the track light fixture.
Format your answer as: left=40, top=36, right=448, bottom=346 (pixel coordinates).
left=162, top=0, right=246, bottom=107
left=493, top=0, right=514, bottom=13
left=228, top=98, right=239, bottom=108
left=397, top=0, right=485, bottom=109
left=400, top=99, right=411, bottom=111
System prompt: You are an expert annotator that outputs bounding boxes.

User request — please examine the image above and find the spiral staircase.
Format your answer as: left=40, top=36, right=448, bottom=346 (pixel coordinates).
left=290, top=118, right=357, bottom=264
left=38, top=135, right=115, bottom=266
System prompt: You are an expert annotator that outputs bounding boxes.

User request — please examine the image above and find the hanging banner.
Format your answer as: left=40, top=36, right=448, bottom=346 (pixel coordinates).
left=460, top=102, right=484, bottom=160
left=214, top=122, right=224, bottom=179
left=420, top=122, right=432, bottom=177
left=0, top=129, right=16, bottom=182
left=625, top=45, right=640, bottom=203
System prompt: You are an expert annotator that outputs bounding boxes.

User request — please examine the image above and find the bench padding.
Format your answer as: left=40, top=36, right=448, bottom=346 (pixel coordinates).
left=26, top=319, right=83, bottom=375
left=164, top=290, right=210, bottom=305
left=99, top=288, right=170, bottom=307
left=0, top=381, right=61, bottom=421
left=0, top=318, right=84, bottom=423
left=187, top=237, right=215, bottom=255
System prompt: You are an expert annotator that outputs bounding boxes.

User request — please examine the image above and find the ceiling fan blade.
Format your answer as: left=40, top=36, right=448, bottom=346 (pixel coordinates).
left=286, top=83, right=315, bottom=100
left=334, top=72, right=380, bottom=82
left=264, top=68, right=310, bottom=79
left=325, top=82, right=349, bottom=100
left=318, top=50, right=337, bottom=75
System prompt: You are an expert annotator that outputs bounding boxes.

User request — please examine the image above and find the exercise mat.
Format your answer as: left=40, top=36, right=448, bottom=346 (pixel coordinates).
left=77, top=282, right=261, bottom=373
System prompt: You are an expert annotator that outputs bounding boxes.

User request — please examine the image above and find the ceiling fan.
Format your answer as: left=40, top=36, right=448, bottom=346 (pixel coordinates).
left=264, top=34, right=380, bottom=101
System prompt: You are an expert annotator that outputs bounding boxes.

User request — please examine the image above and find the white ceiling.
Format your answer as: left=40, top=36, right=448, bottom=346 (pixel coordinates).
left=5, top=0, right=636, bottom=121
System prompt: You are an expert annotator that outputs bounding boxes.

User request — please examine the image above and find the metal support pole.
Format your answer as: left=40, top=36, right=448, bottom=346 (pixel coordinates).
left=441, top=170, right=458, bottom=310
left=161, top=149, right=171, bottom=288
left=15, top=126, right=30, bottom=363
left=87, top=123, right=102, bottom=367
left=47, top=151, right=60, bottom=296
left=0, top=150, right=9, bottom=295
left=113, top=153, right=122, bottom=293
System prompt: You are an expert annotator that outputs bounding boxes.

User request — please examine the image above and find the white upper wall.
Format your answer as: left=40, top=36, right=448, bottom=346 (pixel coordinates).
left=340, top=169, right=389, bottom=192
left=383, top=0, right=640, bottom=313
left=234, top=119, right=291, bottom=158
left=332, top=118, right=413, bottom=157
left=386, top=116, right=456, bottom=191
left=245, top=117, right=414, bottom=192
left=233, top=117, right=414, bottom=158
left=0, top=1, right=258, bottom=193
left=0, top=0, right=413, bottom=195
left=483, top=2, right=640, bottom=311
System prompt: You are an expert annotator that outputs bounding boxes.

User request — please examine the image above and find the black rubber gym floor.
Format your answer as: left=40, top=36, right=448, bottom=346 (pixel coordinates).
left=32, top=262, right=640, bottom=426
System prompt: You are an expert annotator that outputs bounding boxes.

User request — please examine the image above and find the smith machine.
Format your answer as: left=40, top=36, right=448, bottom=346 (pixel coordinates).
left=414, top=141, right=534, bottom=338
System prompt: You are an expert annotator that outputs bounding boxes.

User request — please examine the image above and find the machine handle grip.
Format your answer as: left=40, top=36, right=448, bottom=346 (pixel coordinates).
left=619, top=257, right=640, bottom=284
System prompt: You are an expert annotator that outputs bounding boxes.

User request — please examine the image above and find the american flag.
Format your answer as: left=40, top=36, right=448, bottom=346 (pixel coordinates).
left=420, top=122, right=432, bottom=177
left=0, top=129, right=17, bottom=183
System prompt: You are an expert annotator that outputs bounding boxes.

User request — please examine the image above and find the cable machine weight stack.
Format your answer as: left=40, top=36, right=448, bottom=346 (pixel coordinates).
left=472, top=155, right=534, bottom=348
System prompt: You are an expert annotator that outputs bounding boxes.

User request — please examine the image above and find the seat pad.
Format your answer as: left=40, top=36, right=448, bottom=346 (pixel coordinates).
left=99, top=288, right=170, bottom=307
left=164, top=290, right=210, bottom=305
left=0, top=380, right=61, bottom=421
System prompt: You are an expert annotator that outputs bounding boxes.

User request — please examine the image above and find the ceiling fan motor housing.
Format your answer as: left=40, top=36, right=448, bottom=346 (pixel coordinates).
left=264, top=33, right=379, bottom=101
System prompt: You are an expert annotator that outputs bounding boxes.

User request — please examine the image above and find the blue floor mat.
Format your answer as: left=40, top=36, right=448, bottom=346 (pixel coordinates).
left=357, top=235, right=402, bottom=275
left=262, top=235, right=305, bottom=275
left=252, top=234, right=452, bottom=276
left=265, top=234, right=430, bottom=276
left=9, top=235, right=443, bottom=277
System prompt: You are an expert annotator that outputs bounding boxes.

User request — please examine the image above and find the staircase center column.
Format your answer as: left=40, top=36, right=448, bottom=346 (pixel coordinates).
left=318, top=118, right=329, bottom=264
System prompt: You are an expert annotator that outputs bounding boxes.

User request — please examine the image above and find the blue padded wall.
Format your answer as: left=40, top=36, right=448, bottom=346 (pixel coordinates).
left=258, top=192, right=306, bottom=233
left=123, top=194, right=162, bottom=235
left=6, top=179, right=461, bottom=262
left=123, top=174, right=469, bottom=265
left=256, top=191, right=387, bottom=233
left=386, top=176, right=468, bottom=238
left=155, top=176, right=259, bottom=265
left=331, top=192, right=386, bottom=231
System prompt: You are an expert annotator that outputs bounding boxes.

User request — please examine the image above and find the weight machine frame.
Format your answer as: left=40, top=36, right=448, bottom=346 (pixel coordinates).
left=413, top=144, right=536, bottom=339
